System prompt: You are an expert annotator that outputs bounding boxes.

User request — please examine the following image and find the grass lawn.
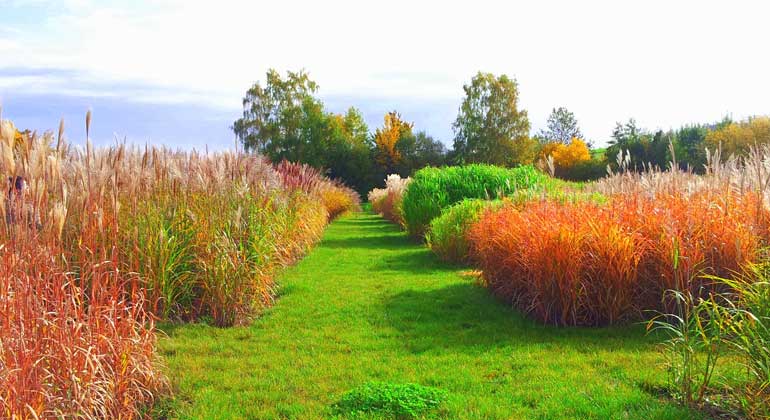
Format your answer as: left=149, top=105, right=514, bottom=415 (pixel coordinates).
left=157, top=211, right=702, bottom=419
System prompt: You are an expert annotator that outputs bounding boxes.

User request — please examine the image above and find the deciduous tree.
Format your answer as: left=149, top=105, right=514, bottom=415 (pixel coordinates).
left=452, top=72, right=530, bottom=166
left=538, top=107, right=583, bottom=145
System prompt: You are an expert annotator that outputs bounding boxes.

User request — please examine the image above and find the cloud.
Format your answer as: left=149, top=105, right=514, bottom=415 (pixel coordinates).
left=1, top=0, right=770, bottom=146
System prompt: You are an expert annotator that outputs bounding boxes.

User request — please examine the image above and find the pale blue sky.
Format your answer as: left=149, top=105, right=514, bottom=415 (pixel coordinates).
left=1, top=0, right=769, bottom=148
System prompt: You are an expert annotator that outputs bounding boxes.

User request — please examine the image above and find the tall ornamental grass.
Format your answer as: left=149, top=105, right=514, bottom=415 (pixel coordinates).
left=400, top=164, right=548, bottom=238
left=650, top=265, right=770, bottom=418
left=426, top=199, right=502, bottom=264
left=0, top=116, right=167, bottom=418
left=368, top=174, right=411, bottom=226
left=0, top=113, right=359, bottom=418
left=469, top=191, right=767, bottom=326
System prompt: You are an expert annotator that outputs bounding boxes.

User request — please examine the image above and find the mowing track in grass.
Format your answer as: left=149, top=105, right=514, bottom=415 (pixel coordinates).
left=158, top=211, right=702, bottom=419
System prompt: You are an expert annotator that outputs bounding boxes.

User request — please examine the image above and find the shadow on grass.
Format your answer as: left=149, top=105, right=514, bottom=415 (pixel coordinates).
left=372, top=249, right=459, bottom=274
left=321, top=234, right=417, bottom=250
left=384, top=282, right=656, bottom=355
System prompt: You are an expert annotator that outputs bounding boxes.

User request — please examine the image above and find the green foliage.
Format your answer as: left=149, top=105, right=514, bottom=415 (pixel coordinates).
left=233, top=69, right=321, bottom=159
left=400, top=164, right=547, bottom=238
left=558, top=157, right=608, bottom=181
left=648, top=291, right=729, bottom=407
left=426, top=199, right=502, bottom=264
left=394, top=131, right=447, bottom=177
left=650, top=266, right=770, bottom=416
left=332, top=382, right=447, bottom=419
left=233, top=69, right=378, bottom=195
left=130, top=200, right=196, bottom=320
left=452, top=72, right=531, bottom=166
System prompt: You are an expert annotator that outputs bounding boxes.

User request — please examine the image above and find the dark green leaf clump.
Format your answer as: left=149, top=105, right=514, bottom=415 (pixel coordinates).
left=400, top=164, right=548, bottom=238
left=333, top=382, right=447, bottom=419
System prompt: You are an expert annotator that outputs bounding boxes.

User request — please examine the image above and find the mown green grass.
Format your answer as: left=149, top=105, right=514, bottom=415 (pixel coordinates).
left=157, top=211, right=702, bottom=419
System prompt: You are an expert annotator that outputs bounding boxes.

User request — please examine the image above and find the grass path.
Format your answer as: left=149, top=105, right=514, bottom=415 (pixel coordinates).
left=158, top=211, right=701, bottom=419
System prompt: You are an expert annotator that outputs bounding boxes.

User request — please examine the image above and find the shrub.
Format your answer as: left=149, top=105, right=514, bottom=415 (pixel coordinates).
left=550, top=138, right=591, bottom=169
left=400, top=164, right=548, bottom=238
left=332, top=382, right=447, bottom=419
left=426, top=199, right=502, bottom=264
left=469, top=191, right=767, bottom=326
left=559, top=158, right=608, bottom=181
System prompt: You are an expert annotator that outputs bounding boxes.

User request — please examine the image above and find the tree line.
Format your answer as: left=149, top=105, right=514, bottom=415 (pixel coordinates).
left=233, top=69, right=770, bottom=191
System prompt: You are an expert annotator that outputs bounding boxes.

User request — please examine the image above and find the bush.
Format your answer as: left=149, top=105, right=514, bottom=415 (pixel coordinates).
left=426, top=199, right=502, bottom=264
left=550, top=138, right=591, bottom=169
left=332, top=382, right=447, bottom=419
left=469, top=191, right=767, bottom=326
left=559, top=158, right=608, bottom=181
left=400, top=164, right=548, bottom=238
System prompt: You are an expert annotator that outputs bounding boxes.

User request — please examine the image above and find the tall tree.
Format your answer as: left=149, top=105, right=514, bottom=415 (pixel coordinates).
left=452, top=72, right=531, bottom=166
left=538, top=107, right=583, bottom=145
left=373, top=111, right=413, bottom=175
left=395, top=131, right=447, bottom=175
left=233, top=69, right=322, bottom=161
left=325, top=107, right=376, bottom=194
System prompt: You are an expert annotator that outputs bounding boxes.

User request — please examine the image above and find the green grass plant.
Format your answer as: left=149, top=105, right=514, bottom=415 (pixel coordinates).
left=426, top=199, right=502, bottom=264
left=399, top=164, right=548, bottom=238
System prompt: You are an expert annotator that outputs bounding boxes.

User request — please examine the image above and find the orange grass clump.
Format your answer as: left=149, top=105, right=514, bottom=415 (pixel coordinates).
left=469, top=192, right=768, bottom=326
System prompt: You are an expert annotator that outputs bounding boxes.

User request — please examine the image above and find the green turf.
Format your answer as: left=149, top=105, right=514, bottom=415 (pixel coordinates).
left=157, top=211, right=702, bottom=419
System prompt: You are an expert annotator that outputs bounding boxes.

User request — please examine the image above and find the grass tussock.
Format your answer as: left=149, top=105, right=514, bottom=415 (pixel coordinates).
left=426, top=199, right=503, bottom=264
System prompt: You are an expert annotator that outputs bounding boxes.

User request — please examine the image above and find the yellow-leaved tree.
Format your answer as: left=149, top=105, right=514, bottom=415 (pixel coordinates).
left=705, top=116, right=770, bottom=157
left=549, top=138, right=591, bottom=170
left=374, top=111, right=413, bottom=174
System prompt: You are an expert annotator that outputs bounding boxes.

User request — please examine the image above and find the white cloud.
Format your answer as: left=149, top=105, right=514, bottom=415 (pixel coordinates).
left=1, top=0, right=770, bottom=143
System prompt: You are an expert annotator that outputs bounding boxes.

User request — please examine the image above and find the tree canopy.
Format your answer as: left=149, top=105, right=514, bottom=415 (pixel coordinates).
left=538, top=107, right=583, bottom=145
left=452, top=72, right=531, bottom=166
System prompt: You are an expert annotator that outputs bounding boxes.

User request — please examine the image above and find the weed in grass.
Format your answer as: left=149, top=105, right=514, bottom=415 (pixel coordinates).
left=332, top=382, right=447, bottom=419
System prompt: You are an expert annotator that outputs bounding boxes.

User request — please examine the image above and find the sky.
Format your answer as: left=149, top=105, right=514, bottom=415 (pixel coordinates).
left=1, top=0, right=769, bottom=149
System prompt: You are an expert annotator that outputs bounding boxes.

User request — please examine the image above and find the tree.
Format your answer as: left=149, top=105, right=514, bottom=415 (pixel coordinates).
left=538, top=107, right=583, bottom=145
left=605, top=118, right=653, bottom=168
left=324, top=107, right=376, bottom=195
left=452, top=72, right=531, bottom=166
left=551, top=138, right=591, bottom=169
left=373, top=111, right=413, bottom=175
left=395, top=131, right=447, bottom=175
left=705, top=116, right=770, bottom=157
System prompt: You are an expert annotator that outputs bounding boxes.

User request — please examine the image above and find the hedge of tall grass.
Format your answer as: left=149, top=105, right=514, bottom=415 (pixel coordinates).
left=400, top=164, right=548, bottom=238
left=0, top=115, right=359, bottom=418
